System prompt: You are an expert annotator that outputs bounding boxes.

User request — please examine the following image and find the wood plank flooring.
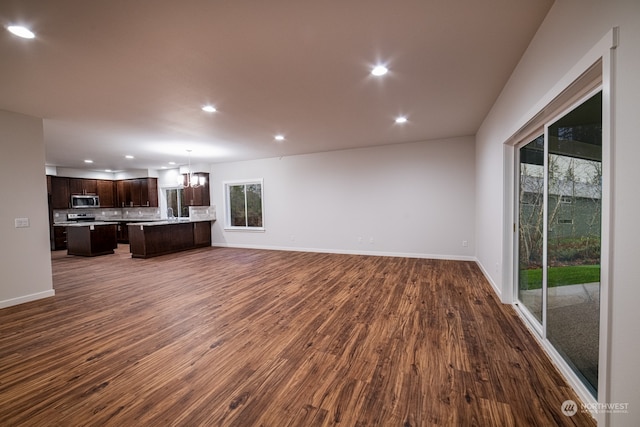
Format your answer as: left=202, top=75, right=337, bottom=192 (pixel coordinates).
left=0, top=246, right=595, bottom=426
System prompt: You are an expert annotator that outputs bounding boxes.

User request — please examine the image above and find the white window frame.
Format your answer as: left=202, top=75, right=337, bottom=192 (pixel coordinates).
left=223, top=179, right=265, bottom=231
left=164, top=186, right=190, bottom=219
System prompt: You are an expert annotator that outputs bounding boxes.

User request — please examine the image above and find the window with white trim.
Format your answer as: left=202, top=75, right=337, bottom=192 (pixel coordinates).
left=224, top=179, right=264, bottom=230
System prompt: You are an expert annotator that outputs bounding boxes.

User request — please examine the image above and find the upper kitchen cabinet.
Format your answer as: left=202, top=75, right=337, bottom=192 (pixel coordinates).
left=48, top=176, right=158, bottom=209
left=97, top=180, right=116, bottom=208
left=69, top=178, right=97, bottom=195
left=117, top=178, right=158, bottom=207
left=49, top=176, right=70, bottom=209
left=116, top=180, right=130, bottom=208
left=182, top=173, right=210, bottom=207
left=141, top=178, right=158, bottom=207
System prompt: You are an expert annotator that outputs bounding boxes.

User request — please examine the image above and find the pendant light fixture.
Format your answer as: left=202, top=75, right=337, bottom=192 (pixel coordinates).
left=177, top=149, right=206, bottom=188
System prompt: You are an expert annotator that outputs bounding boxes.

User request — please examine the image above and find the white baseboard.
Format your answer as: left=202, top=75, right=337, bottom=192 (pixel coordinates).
left=212, top=242, right=476, bottom=262
left=0, top=289, right=55, bottom=309
left=473, top=258, right=503, bottom=300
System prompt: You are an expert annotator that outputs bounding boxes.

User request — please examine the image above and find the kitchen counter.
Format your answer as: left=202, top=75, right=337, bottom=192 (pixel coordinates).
left=117, top=218, right=163, bottom=222
left=129, top=218, right=213, bottom=227
left=59, top=221, right=120, bottom=227
left=54, top=219, right=163, bottom=225
left=128, top=220, right=213, bottom=258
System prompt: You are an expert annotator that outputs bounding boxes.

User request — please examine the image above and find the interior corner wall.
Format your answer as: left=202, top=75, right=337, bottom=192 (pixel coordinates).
left=210, top=136, right=475, bottom=260
left=0, top=110, right=54, bottom=308
left=475, top=1, right=640, bottom=425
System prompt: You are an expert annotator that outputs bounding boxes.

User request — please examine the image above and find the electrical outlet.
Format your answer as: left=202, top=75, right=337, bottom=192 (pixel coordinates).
left=462, top=240, right=468, bottom=247
left=369, top=237, right=374, bottom=244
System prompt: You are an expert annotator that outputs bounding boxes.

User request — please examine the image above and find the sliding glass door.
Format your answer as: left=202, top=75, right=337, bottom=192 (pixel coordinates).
left=516, top=90, right=602, bottom=397
left=546, top=91, right=602, bottom=396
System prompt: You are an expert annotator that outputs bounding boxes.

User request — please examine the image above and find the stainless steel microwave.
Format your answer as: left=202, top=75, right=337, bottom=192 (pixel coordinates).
left=70, top=195, right=100, bottom=208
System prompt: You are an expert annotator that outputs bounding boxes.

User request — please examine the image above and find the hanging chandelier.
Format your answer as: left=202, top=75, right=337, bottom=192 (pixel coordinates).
left=177, top=149, right=206, bottom=188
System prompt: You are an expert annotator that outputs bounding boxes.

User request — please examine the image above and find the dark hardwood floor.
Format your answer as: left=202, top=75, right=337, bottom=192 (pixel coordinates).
left=0, top=245, right=594, bottom=426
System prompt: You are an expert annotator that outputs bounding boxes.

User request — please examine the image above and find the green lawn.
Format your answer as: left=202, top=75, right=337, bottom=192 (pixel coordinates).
left=520, top=265, right=600, bottom=290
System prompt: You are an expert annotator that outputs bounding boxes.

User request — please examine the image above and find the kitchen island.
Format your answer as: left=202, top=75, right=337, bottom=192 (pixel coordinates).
left=64, top=222, right=118, bottom=256
left=128, top=219, right=213, bottom=258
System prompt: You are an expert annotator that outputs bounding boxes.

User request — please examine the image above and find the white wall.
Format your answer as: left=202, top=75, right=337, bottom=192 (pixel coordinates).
left=210, top=137, right=475, bottom=259
left=476, top=1, right=640, bottom=425
left=52, top=167, right=115, bottom=180
left=0, top=110, right=54, bottom=307
left=46, top=167, right=160, bottom=180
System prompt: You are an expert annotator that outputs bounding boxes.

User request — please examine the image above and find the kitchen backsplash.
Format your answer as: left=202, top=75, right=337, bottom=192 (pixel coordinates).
left=53, top=207, right=161, bottom=223
left=53, top=206, right=217, bottom=223
left=189, top=206, right=217, bottom=221
left=115, top=207, right=163, bottom=220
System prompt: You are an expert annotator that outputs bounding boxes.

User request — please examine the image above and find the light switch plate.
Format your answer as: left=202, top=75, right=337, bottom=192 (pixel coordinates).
left=14, top=218, right=30, bottom=228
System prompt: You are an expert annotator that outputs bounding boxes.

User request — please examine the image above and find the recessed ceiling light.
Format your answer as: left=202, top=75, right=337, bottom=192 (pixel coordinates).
left=105, top=169, right=112, bottom=172
left=84, top=159, right=93, bottom=164
left=6, top=25, right=35, bottom=39
left=274, top=135, right=285, bottom=141
left=125, top=155, right=134, bottom=159
left=168, top=161, right=176, bottom=165
left=371, top=65, right=388, bottom=76
left=395, top=116, right=408, bottom=124
left=202, top=105, right=216, bottom=113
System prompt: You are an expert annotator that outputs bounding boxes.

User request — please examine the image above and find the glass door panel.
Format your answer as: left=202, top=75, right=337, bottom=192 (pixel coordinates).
left=518, top=136, right=545, bottom=323
left=546, top=91, right=602, bottom=396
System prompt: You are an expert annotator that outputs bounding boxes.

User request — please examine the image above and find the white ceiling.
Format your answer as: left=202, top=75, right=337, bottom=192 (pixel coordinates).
left=0, top=0, right=553, bottom=172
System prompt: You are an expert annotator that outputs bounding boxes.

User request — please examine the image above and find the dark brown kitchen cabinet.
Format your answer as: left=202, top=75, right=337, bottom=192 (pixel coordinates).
left=68, top=178, right=82, bottom=195
left=69, top=178, right=97, bottom=195
left=144, top=178, right=158, bottom=207
left=96, top=180, right=115, bottom=207
left=49, top=176, right=70, bottom=209
left=116, top=180, right=129, bottom=207
left=116, top=222, right=129, bottom=243
left=182, top=173, right=210, bottom=206
left=116, top=178, right=158, bottom=207
left=48, top=175, right=158, bottom=209
left=193, top=221, right=212, bottom=246
left=128, top=220, right=212, bottom=258
left=52, top=225, right=67, bottom=250
left=66, top=224, right=117, bottom=257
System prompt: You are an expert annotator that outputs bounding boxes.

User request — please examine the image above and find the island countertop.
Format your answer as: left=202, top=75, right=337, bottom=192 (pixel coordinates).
left=129, top=218, right=214, bottom=227
left=58, top=221, right=120, bottom=227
